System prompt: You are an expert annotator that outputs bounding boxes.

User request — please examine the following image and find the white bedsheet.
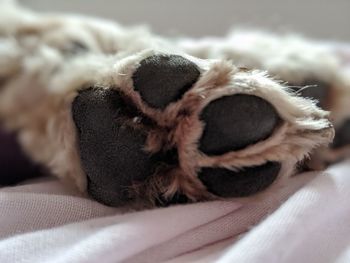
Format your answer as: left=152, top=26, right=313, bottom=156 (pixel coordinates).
left=0, top=161, right=349, bottom=263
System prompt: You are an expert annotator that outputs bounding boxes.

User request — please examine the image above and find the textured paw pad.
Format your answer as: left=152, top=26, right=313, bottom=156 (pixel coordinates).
left=132, top=54, right=200, bottom=109
left=72, top=88, right=160, bottom=206
left=199, top=94, right=280, bottom=155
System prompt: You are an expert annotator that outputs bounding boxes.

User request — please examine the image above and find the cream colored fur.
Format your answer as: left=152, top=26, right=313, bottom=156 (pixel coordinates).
left=179, top=31, right=350, bottom=127
left=0, top=2, right=334, bottom=206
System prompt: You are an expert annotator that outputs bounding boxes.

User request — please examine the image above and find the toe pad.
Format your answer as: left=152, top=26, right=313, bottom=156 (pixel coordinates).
left=198, top=162, right=281, bottom=197
left=199, top=95, right=280, bottom=155
left=132, top=54, right=200, bottom=109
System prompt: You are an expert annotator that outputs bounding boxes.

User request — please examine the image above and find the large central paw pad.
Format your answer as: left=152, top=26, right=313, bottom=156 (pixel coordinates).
left=72, top=88, right=161, bottom=206
left=72, top=53, right=333, bottom=207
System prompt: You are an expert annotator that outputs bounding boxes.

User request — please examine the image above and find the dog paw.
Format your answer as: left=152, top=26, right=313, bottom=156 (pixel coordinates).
left=132, top=54, right=200, bottom=109
left=71, top=52, right=334, bottom=207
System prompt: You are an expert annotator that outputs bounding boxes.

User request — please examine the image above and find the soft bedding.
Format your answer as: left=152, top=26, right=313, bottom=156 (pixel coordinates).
left=0, top=161, right=349, bottom=263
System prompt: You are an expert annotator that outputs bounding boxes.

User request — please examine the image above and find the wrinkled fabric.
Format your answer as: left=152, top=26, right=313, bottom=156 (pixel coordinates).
left=0, top=162, right=349, bottom=263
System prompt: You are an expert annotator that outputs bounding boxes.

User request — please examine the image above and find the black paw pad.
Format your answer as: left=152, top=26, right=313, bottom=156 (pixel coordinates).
left=198, top=162, right=281, bottom=197
left=72, top=88, right=159, bottom=206
left=199, top=95, right=280, bottom=155
left=332, top=119, right=350, bottom=149
left=132, top=54, right=200, bottom=109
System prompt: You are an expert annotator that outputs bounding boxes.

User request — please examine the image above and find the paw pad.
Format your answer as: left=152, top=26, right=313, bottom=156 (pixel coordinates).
left=198, top=162, right=281, bottom=197
left=71, top=53, right=332, bottom=207
left=199, top=94, right=280, bottom=155
left=72, top=88, right=161, bottom=206
left=132, top=54, right=200, bottom=109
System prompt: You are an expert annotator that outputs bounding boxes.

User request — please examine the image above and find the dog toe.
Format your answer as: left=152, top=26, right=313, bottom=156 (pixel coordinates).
left=199, top=94, right=280, bottom=156
left=198, top=162, right=281, bottom=197
left=132, top=54, right=200, bottom=109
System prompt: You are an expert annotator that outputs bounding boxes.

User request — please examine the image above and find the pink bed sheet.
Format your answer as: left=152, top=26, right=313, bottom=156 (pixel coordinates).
left=0, top=161, right=349, bottom=263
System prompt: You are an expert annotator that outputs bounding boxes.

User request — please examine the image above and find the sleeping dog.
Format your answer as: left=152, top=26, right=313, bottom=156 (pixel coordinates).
left=0, top=2, right=334, bottom=208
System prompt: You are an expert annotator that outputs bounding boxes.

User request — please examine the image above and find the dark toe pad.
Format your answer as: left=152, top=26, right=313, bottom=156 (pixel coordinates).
left=198, top=162, right=281, bottom=197
left=132, top=54, right=200, bottom=109
left=72, top=88, right=159, bottom=206
left=199, top=94, right=280, bottom=155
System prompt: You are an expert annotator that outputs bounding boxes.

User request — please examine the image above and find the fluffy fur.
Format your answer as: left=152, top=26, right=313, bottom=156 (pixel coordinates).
left=0, top=2, right=335, bottom=207
left=178, top=31, right=350, bottom=166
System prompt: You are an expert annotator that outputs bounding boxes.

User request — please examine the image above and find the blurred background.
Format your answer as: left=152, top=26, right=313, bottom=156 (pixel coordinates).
left=22, top=0, right=350, bottom=42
